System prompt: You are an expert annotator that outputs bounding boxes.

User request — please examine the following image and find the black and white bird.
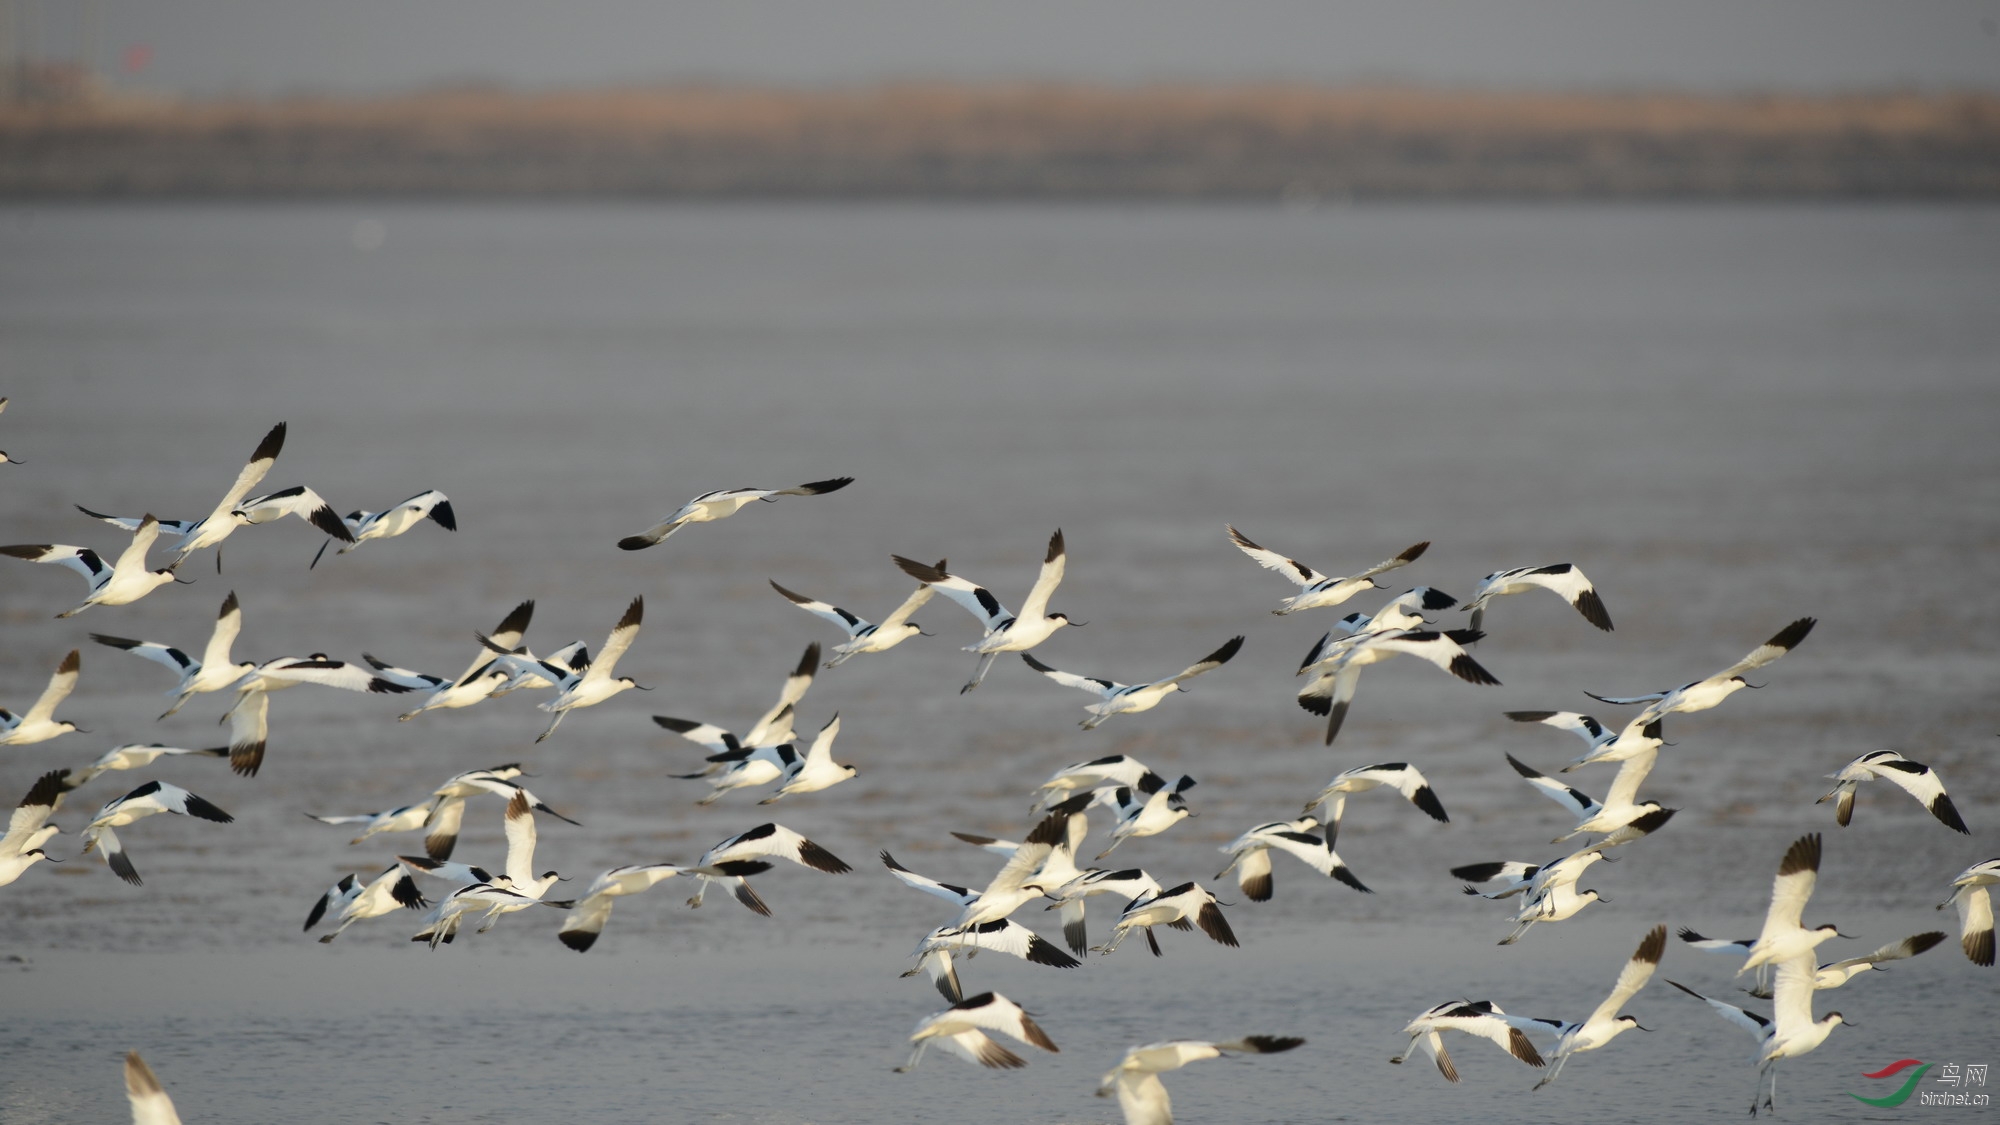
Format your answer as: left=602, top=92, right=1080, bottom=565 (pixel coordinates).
left=391, top=600, right=538, bottom=720
left=1455, top=848, right=1610, bottom=906
left=1504, top=710, right=1663, bottom=773
left=0, top=649, right=85, bottom=747
left=1097, top=1035, right=1304, bottom=1125
left=1297, top=627, right=1497, bottom=745
left=1389, top=1000, right=1545, bottom=1082
left=1094, top=881, right=1237, bottom=957
left=306, top=865, right=427, bottom=943
left=80, top=780, right=233, bottom=885
left=310, top=488, right=456, bottom=567
left=1, top=514, right=186, bottom=617
left=893, top=529, right=1077, bottom=693
left=1677, top=926, right=1948, bottom=995
left=1497, top=882, right=1610, bottom=945
left=1521, top=924, right=1668, bottom=1090
left=1817, top=749, right=1968, bottom=834
left=1505, top=752, right=1672, bottom=846
left=1938, top=858, right=1998, bottom=967
left=536, top=596, right=649, bottom=742
left=896, top=991, right=1061, bottom=1073
left=1739, top=834, right=1850, bottom=977
left=1225, top=524, right=1429, bottom=614
left=1021, top=635, right=1243, bottom=729
left=91, top=591, right=254, bottom=718
left=68, top=744, right=228, bottom=789
left=305, top=803, right=434, bottom=846
left=76, top=422, right=353, bottom=571
left=655, top=643, right=821, bottom=778
left=421, top=763, right=578, bottom=861
left=616, top=477, right=853, bottom=549
left=1667, top=956, right=1854, bottom=1116
left=770, top=577, right=934, bottom=666
left=683, top=822, right=851, bottom=914
left=1042, top=867, right=1163, bottom=956
left=908, top=918, right=1082, bottom=1000
left=1030, top=754, right=1169, bottom=814
left=1215, top=815, right=1370, bottom=900
left=0, top=769, right=68, bottom=887
left=682, top=713, right=851, bottom=806
left=124, top=1051, right=183, bottom=1125
left=1587, top=617, right=1816, bottom=726
left=556, top=863, right=686, bottom=952
left=1094, top=776, right=1198, bottom=859
left=1463, top=563, right=1613, bottom=633
left=218, top=654, right=415, bottom=776
left=1299, top=761, right=1449, bottom=842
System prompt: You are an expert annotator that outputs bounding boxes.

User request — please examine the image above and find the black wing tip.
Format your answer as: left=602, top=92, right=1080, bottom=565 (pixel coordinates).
left=1332, top=866, right=1372, bottom=894
left=1448, top=653, right=1500, bottom=686
left=800, top=476, right=854, bottom=495
left=616, top=535, right=655, bottom=551
left=1045, top=528, right=1065, bottom=561
left=892, top=555, right=946, bottom=583
left=1198, top=902, right=1240, bottom=947
left=1635, top=924, right=1668, bottom=964
left=230, top=742, right=266, bottom=777
left=182, top=793, right=235, bottom=823
left=251, top=421, right=287, bottom=462
left=1411, top=785, right=1450, bottom=823
left=1452, top=861, right=1509, bottom=882
left=1242, top=872, right=1273, bottom=902
left=1931, top=794, right=1970, bottom=835
left=1770, top=617, right=1817, bottom=650
left=1574, top=589, right=1614, bottom=631
left=1778, top=833, right=1822, bottom=877
left=1239, top=1035, right=1306, bottom=1055
left=797, top=839, right=851, bottom=874
left=1505, top=753, right=1540, bottom=779
left=1397, top=541, right=1431, bottom=563
left=1207, top=635, right=1246, bottom=664
left=429, top=498, right=458, bottom=531
left=1026, top=935, right=1082, bottom=968
left=792, top=643, right=820, bottom=677
left=558, top=929, right=598, bottom=952
left=1966, top=928, right=1995, bottom=967
left=108, top=850, right=143, bottom=885
left=310, top=504, right=357, bottom=543
left=1020, top=652, right=1056, bottom=673
left=1322, top=699, right=1348, bottom=744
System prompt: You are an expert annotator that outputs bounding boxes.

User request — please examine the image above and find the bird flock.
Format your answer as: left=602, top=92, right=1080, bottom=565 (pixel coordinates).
left=2, top=414, right=1990, bottom=1123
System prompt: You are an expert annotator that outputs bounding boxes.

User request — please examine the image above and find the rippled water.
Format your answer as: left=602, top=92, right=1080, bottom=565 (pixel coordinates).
left=1, top=202, right=1996, bottom=1123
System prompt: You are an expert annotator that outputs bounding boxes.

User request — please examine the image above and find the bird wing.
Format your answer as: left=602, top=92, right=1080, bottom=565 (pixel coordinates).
left=1507, top=754, right=1601, bottom=819
left=23, top=650, right=82, bottom=723
left=1584, top=924, right=1667, bottom=1028
left=189, top=422, right=286, bottom=537
left=200, top=591, right=244, bottom=671
left=702, top=822, right=849, bottom=873
left=235, top=485, right=355, bottom=542
left=747, top=645, right=817, bottom=744
left=0, top=543, right=109, bottom=586
left=1665, top=980, right=1770, bottom=1042
left=225, top=688, right=270, bottom=776
left=1860, top=753, right=1967, bottom=834
left=1015, top=529, right=1068, bottom=622
left=587, top=596, right=644, bottom=678
left=1767, top=954, right=1819, bottom=1041
left=125, top=1051, right=185, bottom=1125
left=1149, top=635, right=1245, bottom=689
left=1822, top=931, right=1949, bottom=973
left=2, top=769, right=66, bottom=855
left=110, top=515, right=163, bottom=574
left=1759, top=834, right=1821, bottom=936
left=893, top=556, right=1012, bottom=630
left=456, top=600, right=532, bottom=683
left=876, top=582, right=935, bottom=629
left=880, top=851, right=978, bottom=905
left=1225, top=525, right=1332, bottom=588
left=501, top=791, right=538, bottom=889
left=1020, top=652, right=1119, bottom=698
left=770, top=580, right=867, bottom=635
left=1715, top=617, right=1817, bottom=680
left=1600, top=746, right=1659, bottom=811
left=1506, top=710, right=1608, bottom=749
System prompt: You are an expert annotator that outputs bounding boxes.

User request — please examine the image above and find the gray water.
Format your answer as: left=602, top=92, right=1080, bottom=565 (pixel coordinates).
left=0, top=202, right=1996, bottom=1123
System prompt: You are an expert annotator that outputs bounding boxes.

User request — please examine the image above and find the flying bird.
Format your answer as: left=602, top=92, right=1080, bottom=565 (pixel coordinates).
left=1021, top=635, right=1243, bottom=729
left=1463, top=563, right=1612, bottom=633
left=1097, top=1035, right=1304, bottom=1125
left=1225, top=525, right=1429, bottom=614
left=894, top=529, right=1076, bottom=693
left=617, top=477, right=853, bottom=549
left=1817, top=749, right=1967, bottom=834
left=0, top=514, right=187, bottom=617
left=311, top=488, right=456, bottom=567
left=0, top=649, right=85, bottom=746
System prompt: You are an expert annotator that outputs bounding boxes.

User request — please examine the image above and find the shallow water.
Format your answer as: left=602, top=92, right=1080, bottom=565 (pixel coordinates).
left=0, top=202, right=1996, bottom=1122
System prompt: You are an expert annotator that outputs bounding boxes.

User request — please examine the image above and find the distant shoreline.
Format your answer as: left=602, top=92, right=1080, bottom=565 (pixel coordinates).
left=4, top=82, right=1996, bottom=199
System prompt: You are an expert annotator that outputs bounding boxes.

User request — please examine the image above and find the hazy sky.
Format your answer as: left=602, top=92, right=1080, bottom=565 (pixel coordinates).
left=20, top=0, right=2000, bottom=95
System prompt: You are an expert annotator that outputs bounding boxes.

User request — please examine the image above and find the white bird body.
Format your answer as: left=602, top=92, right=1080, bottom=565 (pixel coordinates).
left=1390, top=999, right=1545, bottom=1082
left=0, top=649, right=84, bottom=746
left=1522, top=924, right=1667, bottom=1089
left=1043, top=866, right=1162, bottom=956
left=893, top=529, right=1075, bottom=692
left=760, top=713, right=855, bottom=803
left=1739, top=834, right=1847, bottom=976
left=1504, top=709, right=1663, bottom=771
left=617, top=477, right=853, bottom=549
left=536, top=596, right=648, bottom=742
left=1676, top=926, right=1948, bottom=994
left=312, top=488, right=455, bottom=566
left=1095, top=880, right=1237, bottom=956
left=1215, top=815, right=1370, bottom=900
left=770, top=578, right=933, bottom=665
left=1463, top=563, right=1613, bottom=633
left=1498, top=882, right=1607, bottom=945
left=308, top=865, right=427, bottom=942
left=0, top=514, right=182, bottom=617
left=1939, top=858, right=1998, bottom=967
left=0, top=769, right=67, bottom=887
left=897, top=991, right=1061, bottom=1072
left=420, top=763, right=578, bottom=861
left=1300, top=760, right=1450, bottom=840
left=556, top=863, right=685, bottom=952
left=1505, top=752, right=1669, bottom=844
left=81, top=780, right=234, bottom=885
left=1097, top=1035, right=1305, bottom=1125
left=1587, top=617, right=1816, bottom=725
left=1225, top=524, right=1429, bottom=614
left=1817, top=749, right=1968, bottom=833
left=1095, top=777, right=1197, bottom=860
left=92, top=591, right=252, bottom=718
left=1669, top=954, right=1851, bottom=1115
left=1021, top=635, right=1243, bottom=729
left=1297, top=627, right=1497, bottom=745
left=395, top=600, right=537, bottom=720
left=306, top=802, right=433, bottom=845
